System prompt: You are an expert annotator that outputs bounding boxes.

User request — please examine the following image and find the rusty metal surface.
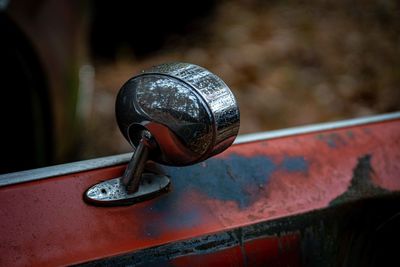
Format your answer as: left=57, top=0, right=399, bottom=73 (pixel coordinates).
left=1, top=111, right=399, bottom=188
left=0, top=119, right=399, bottom=266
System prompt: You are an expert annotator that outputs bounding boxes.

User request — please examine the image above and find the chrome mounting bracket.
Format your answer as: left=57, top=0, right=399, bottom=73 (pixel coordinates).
left=84, top=173, right=170, bottom=206
left=84, top=130, right=171, bottom=206
left=83, top=62, right=240, bottom=207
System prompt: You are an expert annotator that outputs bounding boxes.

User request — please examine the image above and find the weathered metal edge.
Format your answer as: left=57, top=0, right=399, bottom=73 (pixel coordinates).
left=0, top=153, right=132, bottom=187
left=234, top=111, right=400, bottom=144
left=1, top=111, right=399, bottom=187
left=76, top=196, right=400, bottom=267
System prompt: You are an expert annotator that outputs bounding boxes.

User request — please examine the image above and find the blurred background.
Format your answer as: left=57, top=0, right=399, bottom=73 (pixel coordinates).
left=1, top=0, right=399, bottom=173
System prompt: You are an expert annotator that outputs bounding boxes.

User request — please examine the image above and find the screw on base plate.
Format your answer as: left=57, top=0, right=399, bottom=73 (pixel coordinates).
left=84, top=173, right=170, bottom=206
left=84, top=62, right=240, bottom=206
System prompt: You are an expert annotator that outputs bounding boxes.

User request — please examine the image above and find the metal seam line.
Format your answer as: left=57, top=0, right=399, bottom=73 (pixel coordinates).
left=234, top=111, right=400, bottom=144
left=1, top=111, right=399, bottom=187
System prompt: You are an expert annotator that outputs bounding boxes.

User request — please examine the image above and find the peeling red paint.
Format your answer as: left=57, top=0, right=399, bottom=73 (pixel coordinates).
left=0, top=119, right=399, bottom=266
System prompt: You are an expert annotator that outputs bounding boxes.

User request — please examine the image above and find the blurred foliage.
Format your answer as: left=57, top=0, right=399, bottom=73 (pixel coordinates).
left=81, top=0, right=400, bottom=158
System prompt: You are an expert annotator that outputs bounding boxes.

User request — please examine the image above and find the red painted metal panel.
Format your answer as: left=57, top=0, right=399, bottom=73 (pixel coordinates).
left=169, top=233, right=300, bottom=267
left=243, top=233, right=301, bottom=267
left=172, top=245, right=245, bottom=267
left=0, top=120, right=399, bottom=266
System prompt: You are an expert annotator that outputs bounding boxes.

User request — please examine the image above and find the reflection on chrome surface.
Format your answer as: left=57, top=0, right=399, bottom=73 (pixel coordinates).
left=116, top=62, right=240, bottom=166
left=135, top=75, right=211, bottom=156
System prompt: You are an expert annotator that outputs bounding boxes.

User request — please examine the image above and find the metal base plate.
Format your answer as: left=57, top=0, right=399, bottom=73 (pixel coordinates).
left=84, top=173, right=170, bottom=206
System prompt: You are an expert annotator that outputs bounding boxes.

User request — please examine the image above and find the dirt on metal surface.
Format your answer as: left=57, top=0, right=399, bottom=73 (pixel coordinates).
left=330, top=154, right=390, bottom=206
left=0, top=119, right=399, bottom=266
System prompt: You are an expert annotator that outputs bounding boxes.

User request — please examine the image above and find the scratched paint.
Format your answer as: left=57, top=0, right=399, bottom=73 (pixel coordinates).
left=163, top=154, right=309, bottom=208
left=78, top=194, right=400, bottom=267
left=281, top=156, right=309, bottom=173
left=77, top=214, right=301, bottom=267
left=346, top=131, right=355, bottom=139
left=330, top=154, right=389, bottom=206
left=167, top=154, right=275, bottom=209
left=316, top=133, right=347, bottom=148
left=2, top=119, right=399, bottom=267
left=141, top=153, right=309, bottom=236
